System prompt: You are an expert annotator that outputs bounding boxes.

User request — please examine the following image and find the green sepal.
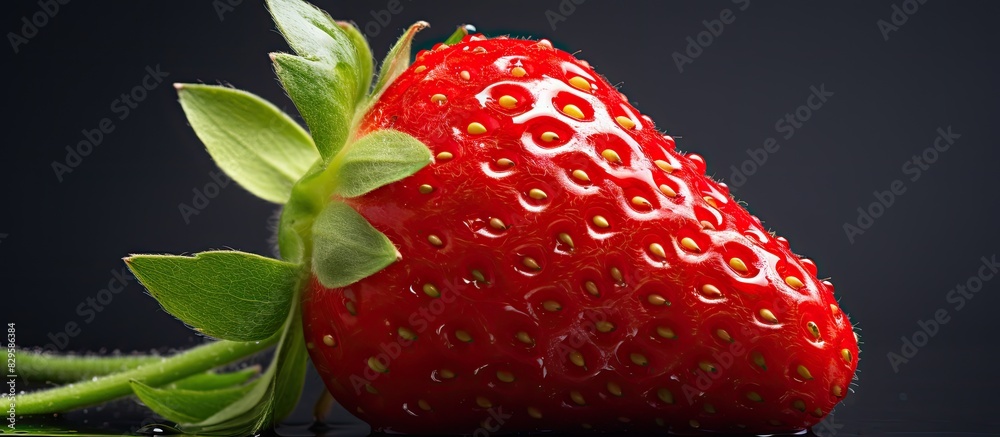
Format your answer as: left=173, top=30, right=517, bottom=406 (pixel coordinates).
left=176, top=83, right=319, bottom=204
left=179, top=302, right=307, bottom=435
left=336, top=20, right=375, bottom=101
left=271, top=54, right=354, bottom=164
left=370, top=21, right=429, bottom=102
left=130, top=378, right=262, bottom=424
left=443, top=24, right=471, bottom=45
left=271, top=319, right=308, bottom=421
left=125, top=251, right=301, bottom=342
left=275, top=129, right=428, bottom=269
left=312, top=201, right=399, bottom=288
left=331, top=129, right=432, bottom=197
left=266, top=0, right=345, bottom=63
left=277, top=160, right=337, bottom=264
left=267, top=0, right=372, bottom=162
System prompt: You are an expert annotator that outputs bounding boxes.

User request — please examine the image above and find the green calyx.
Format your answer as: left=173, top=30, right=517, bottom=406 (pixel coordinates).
left=18, top=0, right=435, bottom=434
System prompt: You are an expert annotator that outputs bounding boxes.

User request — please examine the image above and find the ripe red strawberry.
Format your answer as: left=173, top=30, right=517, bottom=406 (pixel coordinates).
left=302, top=35, right=858, bottom=434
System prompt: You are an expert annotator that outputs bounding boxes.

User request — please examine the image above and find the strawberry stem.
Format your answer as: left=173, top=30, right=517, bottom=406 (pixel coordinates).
left=17, top=352, right=161, bottom=383
left=17, top=339, right=275, bottom=415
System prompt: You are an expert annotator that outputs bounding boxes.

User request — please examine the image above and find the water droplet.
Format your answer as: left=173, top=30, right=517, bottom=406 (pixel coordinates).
left=136, top=423, right=184, bottom=435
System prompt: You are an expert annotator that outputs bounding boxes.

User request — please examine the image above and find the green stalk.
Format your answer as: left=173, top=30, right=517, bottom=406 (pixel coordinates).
left=17, top=352, right=161, bottom=383
left=17, top=339, right=275, bottom=415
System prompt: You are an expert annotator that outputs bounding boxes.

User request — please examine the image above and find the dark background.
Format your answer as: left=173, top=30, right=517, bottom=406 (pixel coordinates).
left=4, top=1, right=1000, bottom=435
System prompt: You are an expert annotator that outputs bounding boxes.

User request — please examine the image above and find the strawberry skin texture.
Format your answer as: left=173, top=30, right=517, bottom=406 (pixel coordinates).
left=302, top=36, right=858, bottom=434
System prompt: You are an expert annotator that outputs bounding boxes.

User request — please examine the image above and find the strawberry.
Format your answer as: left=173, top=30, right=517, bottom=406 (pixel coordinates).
left=302, top=34, right=859, bottom=434
left=14, top=2, right=857, bottom=434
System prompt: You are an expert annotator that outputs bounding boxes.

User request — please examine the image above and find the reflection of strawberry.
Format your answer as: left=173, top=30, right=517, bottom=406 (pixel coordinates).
left=303, top=35, right=859, bottom=434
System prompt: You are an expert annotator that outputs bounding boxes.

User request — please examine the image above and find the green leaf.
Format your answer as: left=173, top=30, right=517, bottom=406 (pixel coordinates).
left=267, top=0, right=371, bottom=162
left=130, top=378, right=261, bottom=424
left=176, top=83, right=319, bottom=204
left=125, top=251, right=301, bottom=341
left=312, top=201, right=399, bottom=288
left=370, top=21, right=428, bottom=101
left=331, top=129, right=432, bottom=197
left=170, top=366, right=261, bottom=390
